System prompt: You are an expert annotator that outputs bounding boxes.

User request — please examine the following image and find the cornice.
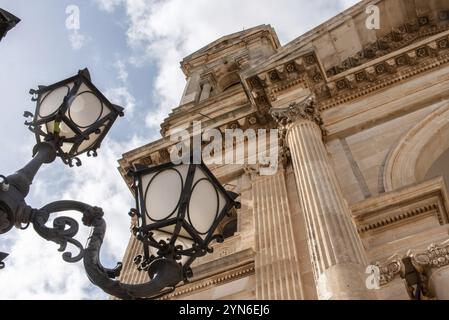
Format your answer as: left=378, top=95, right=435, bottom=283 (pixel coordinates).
left=326, top=13, right=449, bottom=77
left=160, top=247, right=256, bottom=300
left=242, top=28, right=449, bottom=118
left=351, top=177, right=449, bottom=235
left=245, top=51, right=326, bottom=115
left=118, top=111, right=278, bottom=187
left=319, top=30, right=449, bottom=111
left=160, top=261, right=255, bottom=300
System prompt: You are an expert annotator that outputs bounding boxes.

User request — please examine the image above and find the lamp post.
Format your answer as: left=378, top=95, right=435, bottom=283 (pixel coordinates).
left=0, top=8, right=20, bottom=41
left=0, top=69, right=240, bottom=300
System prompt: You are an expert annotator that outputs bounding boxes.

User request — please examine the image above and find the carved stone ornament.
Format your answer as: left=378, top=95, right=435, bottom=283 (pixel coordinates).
left=411, top=240, right=449, bottom=271
left=375, top=256, right=405, bottom=286
left=269, top=95, right=327, bottom=136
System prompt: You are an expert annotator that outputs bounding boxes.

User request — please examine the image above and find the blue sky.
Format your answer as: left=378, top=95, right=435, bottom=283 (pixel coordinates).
left=0, top=0, right=359, bottom=300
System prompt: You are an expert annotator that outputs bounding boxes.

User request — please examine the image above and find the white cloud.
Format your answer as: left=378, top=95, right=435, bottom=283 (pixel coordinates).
left=95, top=0, right=123, bottom=13
left=105, top=86, right=136, bottom=115
left=102, top=59, right=136, bottom=115
left=69, top=31, right=89, bottom=50
left=114, top=59, right=129, bottom=83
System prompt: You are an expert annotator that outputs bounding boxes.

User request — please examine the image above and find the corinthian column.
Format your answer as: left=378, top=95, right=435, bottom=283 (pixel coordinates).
left=271, top=96, right=375, bottom=300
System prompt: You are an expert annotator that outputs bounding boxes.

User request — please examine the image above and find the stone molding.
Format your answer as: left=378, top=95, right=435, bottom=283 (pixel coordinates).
left=351, top=177, right=449, bottom=235
left=326, top=13, right=449, bottom=78
left=160, top=262, right=255, bottom=300
left=244, top=30, right=449, bottom=116
left=246, top=52, right=325, bottom=115
left=383, top=102, right=449, bottom=192
left=321, top=31, right=449, bottom=111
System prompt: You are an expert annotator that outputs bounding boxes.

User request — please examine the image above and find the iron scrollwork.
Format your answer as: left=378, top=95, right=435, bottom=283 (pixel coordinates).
left=30, top=200, right=184, bottom=300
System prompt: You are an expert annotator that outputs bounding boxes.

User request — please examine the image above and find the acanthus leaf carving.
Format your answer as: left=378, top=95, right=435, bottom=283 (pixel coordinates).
left=270, top=95, right=327, bottom=137
left=411, top=240, right=449, bottom=271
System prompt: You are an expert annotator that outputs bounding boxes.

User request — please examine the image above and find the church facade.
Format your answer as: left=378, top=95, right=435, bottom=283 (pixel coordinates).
left=117, top=0, right=449, bottom=300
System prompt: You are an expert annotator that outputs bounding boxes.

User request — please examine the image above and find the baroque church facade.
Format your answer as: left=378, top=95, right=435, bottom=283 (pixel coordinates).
left=117, top=0, right=449, bottom=300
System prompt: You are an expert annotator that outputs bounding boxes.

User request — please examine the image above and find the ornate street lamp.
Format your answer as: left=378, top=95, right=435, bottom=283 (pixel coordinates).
left=128, top=161, right=240, bottom=296
left=26, top=68, right=124, bottom=167
left=0, top=8, right=20, bottom=41
left=0, top=69, right=240, bottom=300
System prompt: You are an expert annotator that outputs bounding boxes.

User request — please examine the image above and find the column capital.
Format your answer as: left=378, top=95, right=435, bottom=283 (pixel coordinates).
left=375, top=256, right=404, bottom=286
left=269, top=95, right=327, bottom=136
left=375, top=240, right=449, bottom=299
left=411, top=240, right=449, bottom=272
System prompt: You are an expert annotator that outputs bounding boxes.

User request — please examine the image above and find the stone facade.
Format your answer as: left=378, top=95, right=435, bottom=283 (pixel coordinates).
left=117, top=0, right=449, bottom=300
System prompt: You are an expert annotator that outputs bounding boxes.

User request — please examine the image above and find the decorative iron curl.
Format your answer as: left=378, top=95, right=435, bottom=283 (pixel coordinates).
left=23, top=111, right=34, bottom=126
left=31, top=200, right=184, bottom=300
left=33, top=205, right=84, bottom=263
left=29, top=89, right=39, bottom=102
left=87, top=149, right=98, bottom=158
left=0, top=252, right=8, bottom=270
left=62, top=157, right=82, bottom=167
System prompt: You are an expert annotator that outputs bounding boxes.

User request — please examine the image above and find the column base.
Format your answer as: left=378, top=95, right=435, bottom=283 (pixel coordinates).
left=317, top=263, right=377, bottom=300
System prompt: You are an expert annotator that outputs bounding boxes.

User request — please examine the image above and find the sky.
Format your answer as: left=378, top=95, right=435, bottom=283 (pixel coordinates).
left=0, top=0, right=360, bottom=300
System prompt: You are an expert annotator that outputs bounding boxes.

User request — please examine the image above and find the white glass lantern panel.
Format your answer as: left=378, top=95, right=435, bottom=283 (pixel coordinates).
left=76, top=123, right=107, bottom=154
left=38, top=84, right=73, bottom=118
left=61, top=142, right=74, bottom=154
left=144, top=169, right=183, bottom=222
left=149, top=231, right=193, bottom=264
left=68, top=84, right=104, bottom=128
left=59, top=121, right=77, bottom=138
left=192, top=167, right=227, bottom=214
left=188, top=178, right=218, bottom=235
left=159, top=225, right=192, bottom=240
left=100, top=103, right=111, bottom=119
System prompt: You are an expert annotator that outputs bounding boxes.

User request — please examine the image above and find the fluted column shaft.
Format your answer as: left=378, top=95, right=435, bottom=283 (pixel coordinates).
left=252, top=170, right=304, bottom=300
left=272, top=96, right=375, bottom=300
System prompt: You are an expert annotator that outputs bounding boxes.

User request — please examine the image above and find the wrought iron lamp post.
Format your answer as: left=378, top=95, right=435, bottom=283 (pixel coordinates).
left=0, top=8, right=20, bottom=41
left=0, top=69, right=240, bottom=300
